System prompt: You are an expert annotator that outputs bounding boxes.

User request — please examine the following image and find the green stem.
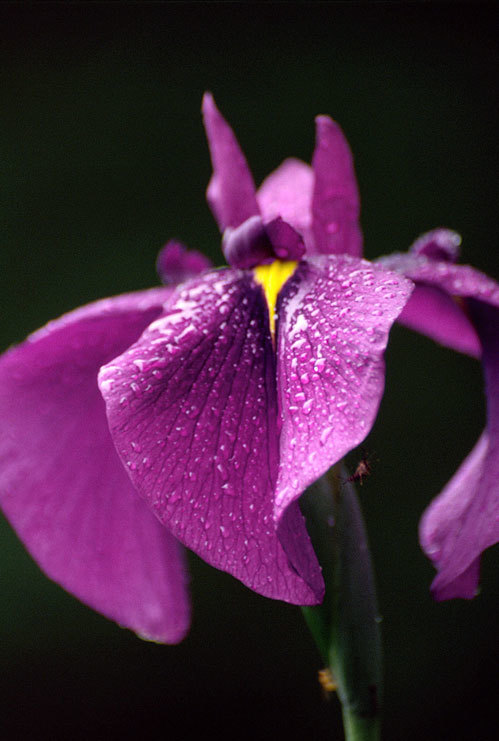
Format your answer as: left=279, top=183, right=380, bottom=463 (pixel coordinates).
left=300, top=465, right=382, bottom=741
left=342, top=708, right=381, bottom=741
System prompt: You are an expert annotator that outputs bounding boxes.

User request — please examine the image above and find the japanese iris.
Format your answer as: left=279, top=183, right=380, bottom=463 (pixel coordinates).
left=0, top=94, right=493, bottom=645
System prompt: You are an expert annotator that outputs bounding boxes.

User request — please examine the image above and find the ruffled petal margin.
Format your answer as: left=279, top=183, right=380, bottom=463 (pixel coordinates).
left=274, top=255, right=413, bottom=520
left=0, top=288, right=190, bottom=643
left=99, top=270, right=323, bottom=605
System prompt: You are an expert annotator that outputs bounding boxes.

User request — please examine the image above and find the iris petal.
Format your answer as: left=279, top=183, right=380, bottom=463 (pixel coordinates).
left=0, top=289, right=190, bottom=643
left=274, top=255, right=413, bottom=519
left=202, top=93, right=260, bottom=231
left=99, top=270, right=324, bottom=605
left=156, top=240, right=212, bottom=285
left=311, top=116, right=363, bottom=257
left=420, top=301, right=499, bottom=599
left=257, top=158, right=314, bottom=249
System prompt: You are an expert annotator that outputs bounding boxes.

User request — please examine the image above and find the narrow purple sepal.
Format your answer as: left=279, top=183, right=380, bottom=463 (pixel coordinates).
left=311, top=116, right=363, bottom=258
left=156, top=240, right=212, bottom=285
left=410, top=228, right=461, bottom=263
left=0, top=289, right=191, bottom=643
left=202, top=93, right=260, bottom=231
left=274, top=255, right=413, bottom=519
left=256, top=158, right=315, bottom=250
left=420, top=300, right=499, bottom=599
left=99, top=270, right=324, bottom=605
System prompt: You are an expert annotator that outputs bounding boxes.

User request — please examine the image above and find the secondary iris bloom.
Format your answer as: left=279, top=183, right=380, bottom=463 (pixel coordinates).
left=379, top=230, right=499, bottom=600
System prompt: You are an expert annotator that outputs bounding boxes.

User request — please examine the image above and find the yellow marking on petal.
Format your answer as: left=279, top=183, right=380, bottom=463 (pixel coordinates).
left=253, top=260, right=298, bottom=340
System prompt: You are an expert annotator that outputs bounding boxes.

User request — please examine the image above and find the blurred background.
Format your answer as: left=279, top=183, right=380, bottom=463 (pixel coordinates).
left=1, top=3, right=497, bottom=739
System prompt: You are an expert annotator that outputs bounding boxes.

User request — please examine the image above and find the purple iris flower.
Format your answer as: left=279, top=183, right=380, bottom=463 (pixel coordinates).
left=0, top=94, right=415, bottom=643
left=379, top=230, right=499, bottom=600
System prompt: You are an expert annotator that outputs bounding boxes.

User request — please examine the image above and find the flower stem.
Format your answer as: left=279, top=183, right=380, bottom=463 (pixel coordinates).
left=300, top=464, right=382, bottom=741
left=342, top=708, right=380, bottom=741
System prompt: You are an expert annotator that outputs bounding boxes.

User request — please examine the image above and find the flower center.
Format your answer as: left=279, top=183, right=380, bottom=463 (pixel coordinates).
left=253, top=259, right=298, bottom=339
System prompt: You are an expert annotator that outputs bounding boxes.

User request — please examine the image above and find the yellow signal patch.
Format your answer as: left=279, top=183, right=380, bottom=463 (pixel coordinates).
left=253, top=260, right=298, bottom=340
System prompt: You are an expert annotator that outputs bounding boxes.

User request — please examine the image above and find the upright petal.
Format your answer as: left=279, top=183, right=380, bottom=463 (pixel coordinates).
left=99, top=270, right=324, bottom=605
left=420, top=300, right=499, bottom=599
left=275, top=255, right=413, bottom=519
left=202, top=93, right=260, bottom=230
left=311, top=116, right=363, bottom=257
left=257, top=158, right=315, bottom=249
left=0, top=289, right=190, bottom=643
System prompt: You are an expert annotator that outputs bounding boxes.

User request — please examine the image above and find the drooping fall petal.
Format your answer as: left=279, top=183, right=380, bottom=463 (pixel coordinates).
left=420, top=300, right=499, bottom=599
left=99, top=270, right=324, bottom=605
left=378, top=246, right=499, bottom=358
left=202, top=93, right=260, bottom=231
left=311, top=116, right=363, bottom=258
left=0, top=289, right=190, bottom=643
left=274, top=255, right=413, bottom=520
left=396, top=283, right=481, bottom=358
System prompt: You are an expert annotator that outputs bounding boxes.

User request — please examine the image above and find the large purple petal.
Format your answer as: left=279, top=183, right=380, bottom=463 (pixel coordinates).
left=257, top=158, right=315, bottom=250
left=99, top=270, right=323, bottom=605
left=202, top=93, right=260, bottom=231
left=274, top=256, right=413, bottom=519
left=419, top=300, right=499, bottom=599
left=311, top=116, right=363, bottom=258
left=378, top=249, right=499, bottom=357
left=0, top=288, right=190, bottom=643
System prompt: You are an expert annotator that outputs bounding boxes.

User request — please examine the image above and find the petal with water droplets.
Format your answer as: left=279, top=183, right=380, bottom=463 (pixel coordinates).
left=99, top=269, right=323, bottom=605
left=275, top=255, right=413, bottom=519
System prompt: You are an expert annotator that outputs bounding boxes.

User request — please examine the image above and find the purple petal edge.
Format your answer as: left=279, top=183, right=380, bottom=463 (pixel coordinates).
left=0, top=288, right=190, bottom=643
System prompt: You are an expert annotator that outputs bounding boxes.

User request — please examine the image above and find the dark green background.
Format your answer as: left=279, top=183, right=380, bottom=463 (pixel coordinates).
left=1, top=3, right=497, bottom=740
